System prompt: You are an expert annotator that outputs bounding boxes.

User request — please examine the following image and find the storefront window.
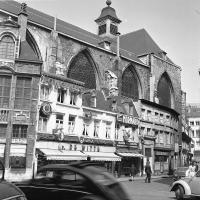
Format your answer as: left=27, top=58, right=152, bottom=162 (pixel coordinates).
left=10, top=156, right=26, bottom=169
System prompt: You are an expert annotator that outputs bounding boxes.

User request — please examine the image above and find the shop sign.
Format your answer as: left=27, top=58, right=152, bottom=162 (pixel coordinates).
left=117, top=114, right=139, bottom=125
left=155, top=151, right=169, bottom=156
left=40, top=102, right=52, bottom=116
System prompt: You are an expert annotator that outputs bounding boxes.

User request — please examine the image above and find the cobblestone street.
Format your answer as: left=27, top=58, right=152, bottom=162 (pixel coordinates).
left=121, top=177, right=175, bottom=200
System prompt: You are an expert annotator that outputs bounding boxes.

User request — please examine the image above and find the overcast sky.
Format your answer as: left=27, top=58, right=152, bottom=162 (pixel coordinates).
left=17, top=0, right=200, bottom=103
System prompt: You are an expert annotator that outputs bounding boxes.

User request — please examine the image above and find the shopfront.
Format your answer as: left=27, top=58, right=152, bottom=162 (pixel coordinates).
left=36, top=134, right=120, bottom=174
left=154, top=150, right=172, bottom=175
left=115, top=114, right=142, bottom=176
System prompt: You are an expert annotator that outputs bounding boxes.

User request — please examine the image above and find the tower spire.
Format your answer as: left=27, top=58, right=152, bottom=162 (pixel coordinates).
left=95, top=0, right=121, bottom=37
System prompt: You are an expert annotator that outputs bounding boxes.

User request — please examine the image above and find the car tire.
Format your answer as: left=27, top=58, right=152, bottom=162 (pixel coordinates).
left=79, top=195, right=105, bottom=200
left=175, top=185, right=184, bottom=200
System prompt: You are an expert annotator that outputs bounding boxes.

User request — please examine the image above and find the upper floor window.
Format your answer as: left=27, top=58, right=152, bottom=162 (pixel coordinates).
left=57, top=89, right=65, bottom=103
left=38, top=116, right=48, bottom=132
left=190, top=121, right=194, bottom=126
left=82, top=123, right=89, bottom=136
left=68, top=115, right=75, bottom=134
left=0, top=75, right=11, bottom=108
left=106, top=123, right=111, bottom=139
left=56, top=114, right=63, bottom=129
left=70, top=92, right=77, bottom=105
left=94, top=121, right=99, bottom=138
left=12, top=125, right=27, bottom=139
left=196, top=121, right=200, bottom=126
left=0, top=35, right=15, bottom=59
left=14, top=77, right=32, bottom=110
left=0, top=124, right=7, bottom=138
left=40, top=86, right=50, bottom=101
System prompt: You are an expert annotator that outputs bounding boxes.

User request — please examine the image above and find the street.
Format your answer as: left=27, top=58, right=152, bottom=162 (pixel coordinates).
left=121, top=177, right=175, bottom=200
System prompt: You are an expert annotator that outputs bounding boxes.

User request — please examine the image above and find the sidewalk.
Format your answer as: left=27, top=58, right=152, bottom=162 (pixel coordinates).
left=117, top=175, right=170, bottom=182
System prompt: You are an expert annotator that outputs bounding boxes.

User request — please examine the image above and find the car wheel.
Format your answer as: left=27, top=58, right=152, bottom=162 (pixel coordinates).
left=175, top=185, right=184, bottom=200
left=79, top=195, right=105, bottom=200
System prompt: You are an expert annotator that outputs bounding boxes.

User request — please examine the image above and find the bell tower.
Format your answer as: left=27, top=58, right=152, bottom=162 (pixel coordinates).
left=95, top=0, right=121, bottom=37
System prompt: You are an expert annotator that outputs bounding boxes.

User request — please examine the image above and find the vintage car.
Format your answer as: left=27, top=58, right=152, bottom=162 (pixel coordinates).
left=170, top=170, right=200, bottom=200
left=16, top=162, right=131, bottom=200
left=0, top=160, right=27, bottom=200
left=173, top=167, right=188, bottom=181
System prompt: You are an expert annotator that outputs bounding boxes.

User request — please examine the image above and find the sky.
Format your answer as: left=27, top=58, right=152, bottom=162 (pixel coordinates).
left=16, top=0, right=200, bottom=104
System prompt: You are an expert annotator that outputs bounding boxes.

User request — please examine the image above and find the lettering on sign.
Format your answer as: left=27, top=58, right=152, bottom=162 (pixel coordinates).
left=117, top=114, right=139, bottom=125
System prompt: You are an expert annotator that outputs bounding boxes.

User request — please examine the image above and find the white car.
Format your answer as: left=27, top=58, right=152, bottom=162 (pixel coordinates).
left=170, top=170, right=200, bottom=199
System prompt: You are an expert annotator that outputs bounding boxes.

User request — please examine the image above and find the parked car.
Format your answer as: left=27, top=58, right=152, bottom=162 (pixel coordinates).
left=16, top=162, right=131, bottom=200
left=0, top=160, right=27, bottom=200
left=173, top=167, right=188, bottom=181
left=170, top=170, right=200, bottom=200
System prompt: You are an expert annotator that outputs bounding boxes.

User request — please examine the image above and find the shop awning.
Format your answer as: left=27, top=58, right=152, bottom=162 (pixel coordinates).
left=117, top=152, right=143, bottom=158
left=85, top=152, right=121, bottom=161
left=37, top=148, right=87, bottom=161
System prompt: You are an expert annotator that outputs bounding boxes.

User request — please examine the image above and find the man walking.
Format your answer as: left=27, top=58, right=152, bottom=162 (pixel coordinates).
left=145, top=159, right=152, bottom=183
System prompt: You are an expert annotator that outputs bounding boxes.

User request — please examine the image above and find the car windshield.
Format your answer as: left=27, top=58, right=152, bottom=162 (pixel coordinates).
left=176, top=167, right=188, bottom=172
left=83, top=166, right=116, bottom=186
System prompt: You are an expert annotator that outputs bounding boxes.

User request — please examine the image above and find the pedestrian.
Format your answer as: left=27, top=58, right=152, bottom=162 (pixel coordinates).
left=194, top=161, right=199, bottom=173
left=129, top=163, right=135, bottom=181
left=145, top=160, right=152, bottom=183
left=186, top=161, right=196, bottom=178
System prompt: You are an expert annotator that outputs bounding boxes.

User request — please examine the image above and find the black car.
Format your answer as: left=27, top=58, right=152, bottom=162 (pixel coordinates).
left=16, top=162, right=131, bottom=200
left=0, top=160, right=27, bottom=200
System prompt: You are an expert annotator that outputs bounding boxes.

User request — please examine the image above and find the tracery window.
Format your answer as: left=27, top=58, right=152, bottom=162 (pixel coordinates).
left=68, top=52, right=96, bottom=89
left=157, top=73, right=172, bottom=108
left=0, top=35, right=15, bottom=59
left=121, top=66, right=139, bottom=100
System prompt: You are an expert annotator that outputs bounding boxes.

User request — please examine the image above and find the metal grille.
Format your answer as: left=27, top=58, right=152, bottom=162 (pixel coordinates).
left=121, top=67, right=139, bottom=100
left=68, top=52, right=96, bottom=89
left=157, top=75, right=171, bottom=107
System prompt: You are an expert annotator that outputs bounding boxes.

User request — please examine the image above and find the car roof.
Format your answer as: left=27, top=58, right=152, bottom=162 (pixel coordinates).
left=0, top=180, right=23, bottom=200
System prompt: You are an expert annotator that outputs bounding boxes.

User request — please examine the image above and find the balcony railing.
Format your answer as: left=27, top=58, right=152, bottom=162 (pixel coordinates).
left=0, top=109, right=9, bottom=122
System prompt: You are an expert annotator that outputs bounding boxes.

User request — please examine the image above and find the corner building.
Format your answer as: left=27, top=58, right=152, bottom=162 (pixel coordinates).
left=0, top=0, right=182, bottom=180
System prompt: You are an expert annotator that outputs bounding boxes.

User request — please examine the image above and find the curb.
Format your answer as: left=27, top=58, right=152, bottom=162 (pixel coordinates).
left=117, top=175, right=170, bottom=182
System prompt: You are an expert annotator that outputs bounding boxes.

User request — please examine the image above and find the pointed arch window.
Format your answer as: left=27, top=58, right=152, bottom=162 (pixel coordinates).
left=0, top=35, right=15, bottom=59
left=122, top=67, right=139, bottom=100
left=157, top=74, right=171, bottom=108
left=68, top=52, right=96, bottom=89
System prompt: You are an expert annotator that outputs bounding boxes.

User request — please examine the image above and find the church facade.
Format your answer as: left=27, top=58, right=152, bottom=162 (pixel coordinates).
left=0, top=0, right=181, bottom=181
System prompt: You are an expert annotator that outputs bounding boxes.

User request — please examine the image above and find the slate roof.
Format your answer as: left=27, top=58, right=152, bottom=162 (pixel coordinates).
left=120, top=28, right=174, bottom=64
left=95, top=5, right=121, bottom=23
left=0, top=0, right=144, bottom=66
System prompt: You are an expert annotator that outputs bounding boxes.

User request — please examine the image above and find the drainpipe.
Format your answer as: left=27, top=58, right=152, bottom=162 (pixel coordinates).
left=116, top=32, right=120, bottom=58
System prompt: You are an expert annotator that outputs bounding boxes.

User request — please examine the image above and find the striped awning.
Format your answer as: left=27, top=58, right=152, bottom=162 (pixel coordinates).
left=38, top=148, right=87, bottom=161
left=85, top=152, right=121, bottom=161
left=117, top=152, right=143, bottom=158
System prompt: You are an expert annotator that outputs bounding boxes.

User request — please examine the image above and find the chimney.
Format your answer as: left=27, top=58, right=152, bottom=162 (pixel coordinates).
left=18, top=3, right=28, bottom=42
